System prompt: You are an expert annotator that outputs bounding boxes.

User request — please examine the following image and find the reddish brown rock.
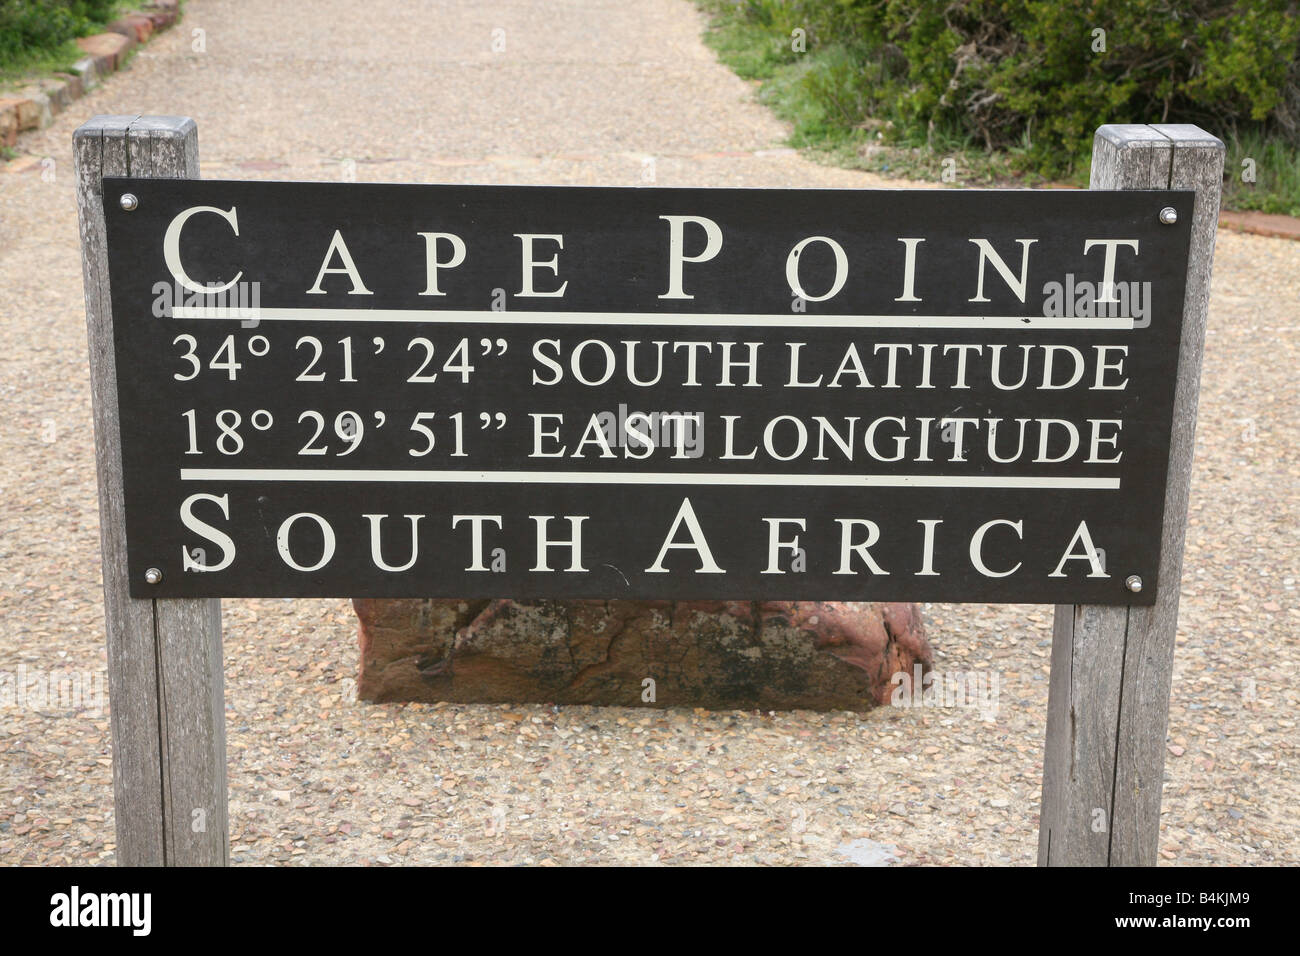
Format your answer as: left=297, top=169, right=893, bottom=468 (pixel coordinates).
left=47, top=74, right=83, bottom=111
left=355, top=599, right=930, bottom=711
left=1218, top=210, right=1300, bottom=242
left=0, top=99, right=21, bottom=147
left=71, top=56, right=105, bottom=91
left=145, top=10, right=174, bottom=30
left=11, top=91, right=49, bottom=131
left=75, top=33, right=132, bottom=72
left=141, top=0, right=179, bottom=30
left=108, top=15, right=154, bottom=44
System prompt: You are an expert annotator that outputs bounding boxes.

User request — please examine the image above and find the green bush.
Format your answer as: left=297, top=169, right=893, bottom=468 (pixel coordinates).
left=759, top=0, right=1300, bottom=174
left=0, top=0, right=121, bottom=71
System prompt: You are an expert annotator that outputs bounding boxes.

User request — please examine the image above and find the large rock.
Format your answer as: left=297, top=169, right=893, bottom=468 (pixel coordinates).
left=75, top=33, right=132, bottom=73
left=354, top=599, right=930, bottom=711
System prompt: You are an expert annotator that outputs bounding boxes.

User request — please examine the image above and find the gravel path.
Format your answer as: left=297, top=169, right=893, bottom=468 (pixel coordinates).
left=0, top=0, right=1295, bottom=866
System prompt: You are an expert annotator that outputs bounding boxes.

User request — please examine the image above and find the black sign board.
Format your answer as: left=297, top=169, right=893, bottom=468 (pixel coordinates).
left=103, top=178, right=1192, bottom=602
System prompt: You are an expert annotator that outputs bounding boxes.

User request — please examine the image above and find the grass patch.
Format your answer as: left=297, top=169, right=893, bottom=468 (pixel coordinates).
left=1223, top=131, right=1300, bottom=218
left=701, top=3, right=794, bottom=82
left=0, top=1, right=136, bottom=86
left=0, top=39, right=86, bottom=86
left=697, top=0, right=1296, bottom=214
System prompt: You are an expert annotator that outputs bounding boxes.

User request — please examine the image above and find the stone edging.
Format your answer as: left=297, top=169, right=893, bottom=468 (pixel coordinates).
left=1217, top=209, right=1300, bottom=242
left=0, top=0, right=180, bottom=151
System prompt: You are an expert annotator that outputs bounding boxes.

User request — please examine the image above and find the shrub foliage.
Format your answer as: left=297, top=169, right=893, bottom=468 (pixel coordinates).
left=734, top=0, right=1300, bottom=173
left=0, top=1, right=121, bottom=70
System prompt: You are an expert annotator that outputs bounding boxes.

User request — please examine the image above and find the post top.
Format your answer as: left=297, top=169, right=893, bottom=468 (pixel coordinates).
left=74, top=114, right=196, bottom=141
left=1095, top=123, right=1224, bottom=152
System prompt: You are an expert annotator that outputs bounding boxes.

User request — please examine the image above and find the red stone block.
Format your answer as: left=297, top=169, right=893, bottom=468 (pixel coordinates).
left=145, top=8, right=177, bottom=30
left=108, top=15, right=154, bottom=44
left=76, top=33, right=132, bottom=72
left=12, top=93, right=48, bottom=131
left=51, top=73, right=84, bottom=103
left=1219, top=210, right=1300, bottom=242
left=355, top=597, right=932, bottom=711
left=0, top=99, right=21, bottom=148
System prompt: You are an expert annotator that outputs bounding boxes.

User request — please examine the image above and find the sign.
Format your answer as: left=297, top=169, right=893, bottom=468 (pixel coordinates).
left=103, top=178, right=1192, bottom=602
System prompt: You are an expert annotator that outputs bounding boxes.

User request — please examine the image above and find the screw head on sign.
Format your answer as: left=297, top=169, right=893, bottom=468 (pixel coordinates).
left=119, top=193, right=138, bottom=211
left=1158, top=206, right=1177, bottom=225
left=144, top=567, right=163, bottom=585
left=1125, top=574, right=1143, bottom=593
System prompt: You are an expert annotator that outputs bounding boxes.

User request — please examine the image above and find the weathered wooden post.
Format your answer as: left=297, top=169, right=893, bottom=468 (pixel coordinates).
left=1039, top=124, right=1224, bottom=865
left=75, top=115, right=228, bottom=866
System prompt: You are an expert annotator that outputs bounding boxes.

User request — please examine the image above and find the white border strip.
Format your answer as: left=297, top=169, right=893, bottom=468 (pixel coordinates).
left=179, top=468, right=1119, bottom=490
left=172, top=306, right=1135, bottom=331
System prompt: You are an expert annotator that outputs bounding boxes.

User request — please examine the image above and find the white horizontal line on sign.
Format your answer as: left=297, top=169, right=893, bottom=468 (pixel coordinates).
left=179, top=468, right=1120, bottom=490
left=172, top=306, right=1136, bottom=331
